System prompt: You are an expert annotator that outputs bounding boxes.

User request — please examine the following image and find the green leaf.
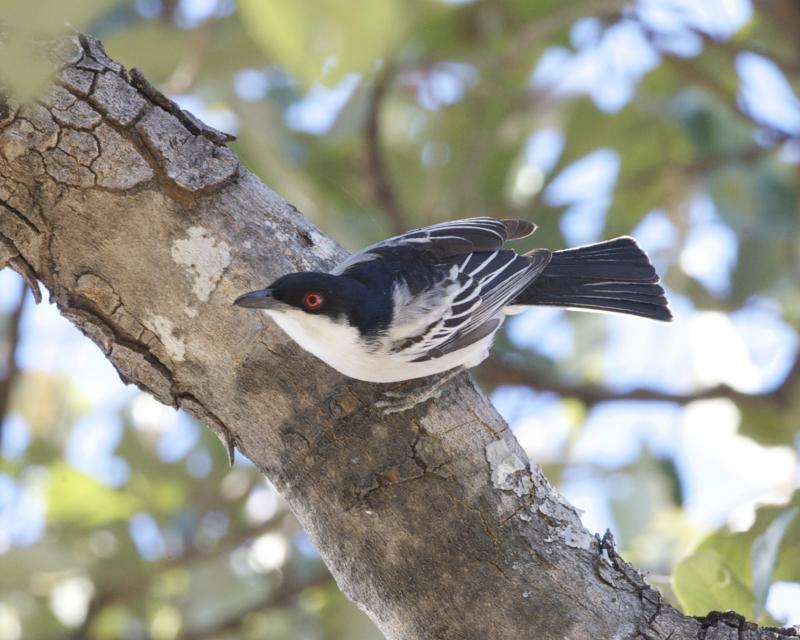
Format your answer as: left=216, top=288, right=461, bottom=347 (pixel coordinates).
left=103, top=16, right=267, bottom=85
left=0, top=0, right=113, bottom=98
left=672, top=549, right=755, bottom=617
left=751, top=507, right=798, bottom=616
left=706, top=492, right=800, bottom=585
left=47, top=462, right=140, bottom=526
left=739, top=394, right=800, bottom=448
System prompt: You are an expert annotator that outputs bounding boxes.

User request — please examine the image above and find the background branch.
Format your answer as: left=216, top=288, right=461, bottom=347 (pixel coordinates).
left=181, top=572, right=334, bottom=640
left=0, top=278, right=26, bottom=446
left=478, top=352, right=800, bottom=408
left=63, top=512, right=292, bottom=640
left=364, top=64, right=406, bottom=234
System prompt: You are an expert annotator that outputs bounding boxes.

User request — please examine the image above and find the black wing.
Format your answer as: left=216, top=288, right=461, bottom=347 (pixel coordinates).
left=334, top=217, right=537, bottom=274
left=391, top=248, right=552, bottom=362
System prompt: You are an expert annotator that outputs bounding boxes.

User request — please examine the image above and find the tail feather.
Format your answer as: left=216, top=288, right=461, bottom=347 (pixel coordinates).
left=514, top=237, right=672, bottom=322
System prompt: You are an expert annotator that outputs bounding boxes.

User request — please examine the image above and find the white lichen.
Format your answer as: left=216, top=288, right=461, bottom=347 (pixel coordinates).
left=486, top=439, right=595, bottom=550
left=559, top=526, right=594, bottom=550
left=148, top=314, right=185, bottom=362
left=538, top=497, right=594, bottom=550
left=171, top=226, right=232, bottom=302
left=485, top=439, right=533, bottom=498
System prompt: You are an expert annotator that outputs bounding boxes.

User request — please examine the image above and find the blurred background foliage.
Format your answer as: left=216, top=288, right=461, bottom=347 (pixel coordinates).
left=1, top=0, right=800, bottom=637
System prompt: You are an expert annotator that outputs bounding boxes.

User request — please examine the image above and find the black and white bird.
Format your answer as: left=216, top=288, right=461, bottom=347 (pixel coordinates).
left=234, top=218, right=670, bottom=409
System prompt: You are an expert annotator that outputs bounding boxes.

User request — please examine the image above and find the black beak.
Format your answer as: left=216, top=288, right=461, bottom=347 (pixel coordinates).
left=233, top=288, right=277, bottom=309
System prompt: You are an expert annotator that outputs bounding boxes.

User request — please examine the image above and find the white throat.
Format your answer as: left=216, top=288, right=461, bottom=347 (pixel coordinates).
left=264, top=309, right=372, bottom=377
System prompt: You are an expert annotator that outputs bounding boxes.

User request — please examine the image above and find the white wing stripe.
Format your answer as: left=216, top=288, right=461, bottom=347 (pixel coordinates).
left=467, top=250, right=501, bottom=276
left=477, top=253, right=519, bottom=284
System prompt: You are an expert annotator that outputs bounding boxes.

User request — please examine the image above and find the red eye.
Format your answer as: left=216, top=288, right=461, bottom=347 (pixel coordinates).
left=303, top=292, right=323, bottom=309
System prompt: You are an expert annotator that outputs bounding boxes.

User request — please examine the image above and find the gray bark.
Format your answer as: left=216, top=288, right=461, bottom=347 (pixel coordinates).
left=0, top=35, right=797, bottom=640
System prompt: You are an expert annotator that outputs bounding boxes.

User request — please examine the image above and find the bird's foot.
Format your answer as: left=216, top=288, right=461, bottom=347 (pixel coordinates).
left=376, top=387, right=444, bottom=415
left=375, top=368, right=464, bottom=415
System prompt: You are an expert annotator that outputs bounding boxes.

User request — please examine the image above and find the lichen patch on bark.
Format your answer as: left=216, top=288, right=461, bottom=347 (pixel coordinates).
left=170, top=226, right=232, bottom=302
left=485, top=438, right=533, bottom=498
left=147, top=314, right=186, bottom=362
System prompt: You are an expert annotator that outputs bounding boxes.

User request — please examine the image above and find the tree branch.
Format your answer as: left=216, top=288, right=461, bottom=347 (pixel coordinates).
left=62, top=511, right=292, bottom=640
left=163, top=14, right=214, bottom=95
left=181, top=572, right=334, bottom=640
left=0, top=277, right=26, bottom=446
left=618, top=144, right=786, bottom=195
left=1, top=35, right=797, bottom=640
left=478, top=351, right=800, bottom=408
left=635, top=15, right=800, bottom=140
left=510, top=0, right=629, bottom=59
left=363, top=64, right=406, bottom=235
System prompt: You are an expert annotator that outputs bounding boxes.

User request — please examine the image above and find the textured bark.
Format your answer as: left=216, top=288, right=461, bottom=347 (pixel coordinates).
left=0, top=35, right=797, bottom=640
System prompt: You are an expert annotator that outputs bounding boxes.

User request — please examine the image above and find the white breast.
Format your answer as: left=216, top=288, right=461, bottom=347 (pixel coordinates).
left=264, top=309, right=498, bottom=383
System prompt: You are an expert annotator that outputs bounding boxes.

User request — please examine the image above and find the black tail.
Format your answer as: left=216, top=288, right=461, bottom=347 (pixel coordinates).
left=514, top=237, right=672, bottom=321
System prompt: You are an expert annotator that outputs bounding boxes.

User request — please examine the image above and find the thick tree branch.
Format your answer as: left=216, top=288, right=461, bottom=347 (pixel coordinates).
left=1, top=35, right=797, bottom=640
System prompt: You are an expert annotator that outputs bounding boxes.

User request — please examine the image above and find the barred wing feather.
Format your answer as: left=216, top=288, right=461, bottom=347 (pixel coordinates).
left=397, top=249, right=551, bottom=362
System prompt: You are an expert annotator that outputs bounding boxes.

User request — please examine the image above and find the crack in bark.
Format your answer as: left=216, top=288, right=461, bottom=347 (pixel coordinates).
left=0, top=196, right=40, bottom=234
left=498, top=494, right=537, bottom=526
left=56, top=77, right=167, bottom=187
left=597, top=531, right=691, bottom=640
left=696, top=611, right=799, bottom=640
left=129, top=67, right=235, bottom=145
left=444, top=487, right=498, bottom=542
left=47, top=35, right=238, bottom=198
left=599, top=530, right=649, bottom=594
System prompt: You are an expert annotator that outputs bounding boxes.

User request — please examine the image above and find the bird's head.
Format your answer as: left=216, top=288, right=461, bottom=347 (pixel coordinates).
left=234, top=272, right=358, bottom=320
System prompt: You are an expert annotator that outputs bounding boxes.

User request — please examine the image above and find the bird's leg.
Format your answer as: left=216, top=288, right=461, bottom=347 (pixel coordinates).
left=376, top=367, right=465, bottom=415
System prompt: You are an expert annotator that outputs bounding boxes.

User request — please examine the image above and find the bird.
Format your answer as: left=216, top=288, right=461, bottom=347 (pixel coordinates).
left=234, top=217, right=671, bottom=412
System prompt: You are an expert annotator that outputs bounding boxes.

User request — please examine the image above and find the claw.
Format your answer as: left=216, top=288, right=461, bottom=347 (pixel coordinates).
left=375, top=368, right=464, bottom=415
left=376, top=393, right=437, bottom=415
left=380, top=390, right=408, bottom=399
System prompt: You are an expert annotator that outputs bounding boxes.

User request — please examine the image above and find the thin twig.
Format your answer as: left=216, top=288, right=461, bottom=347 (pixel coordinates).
left=618, top=144, right=784, bottom=193
left=163, top=14, right=214, bottom=95
left=633, top=13, right=797, bottom=139
left=794, top=163, right=800, bottom=269
left=364, top=64, right=406, bottom=234
left=752, top=0, right=800, bottom=63
left=513, top=0, right=629, bottom=54
left=181, top=571, right=334, bottom=640
left=61, top=513, right=290, bottom=640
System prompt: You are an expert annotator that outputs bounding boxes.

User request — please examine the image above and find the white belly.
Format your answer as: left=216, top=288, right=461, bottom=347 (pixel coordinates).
left=265, top=309, right=495, bottom=383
